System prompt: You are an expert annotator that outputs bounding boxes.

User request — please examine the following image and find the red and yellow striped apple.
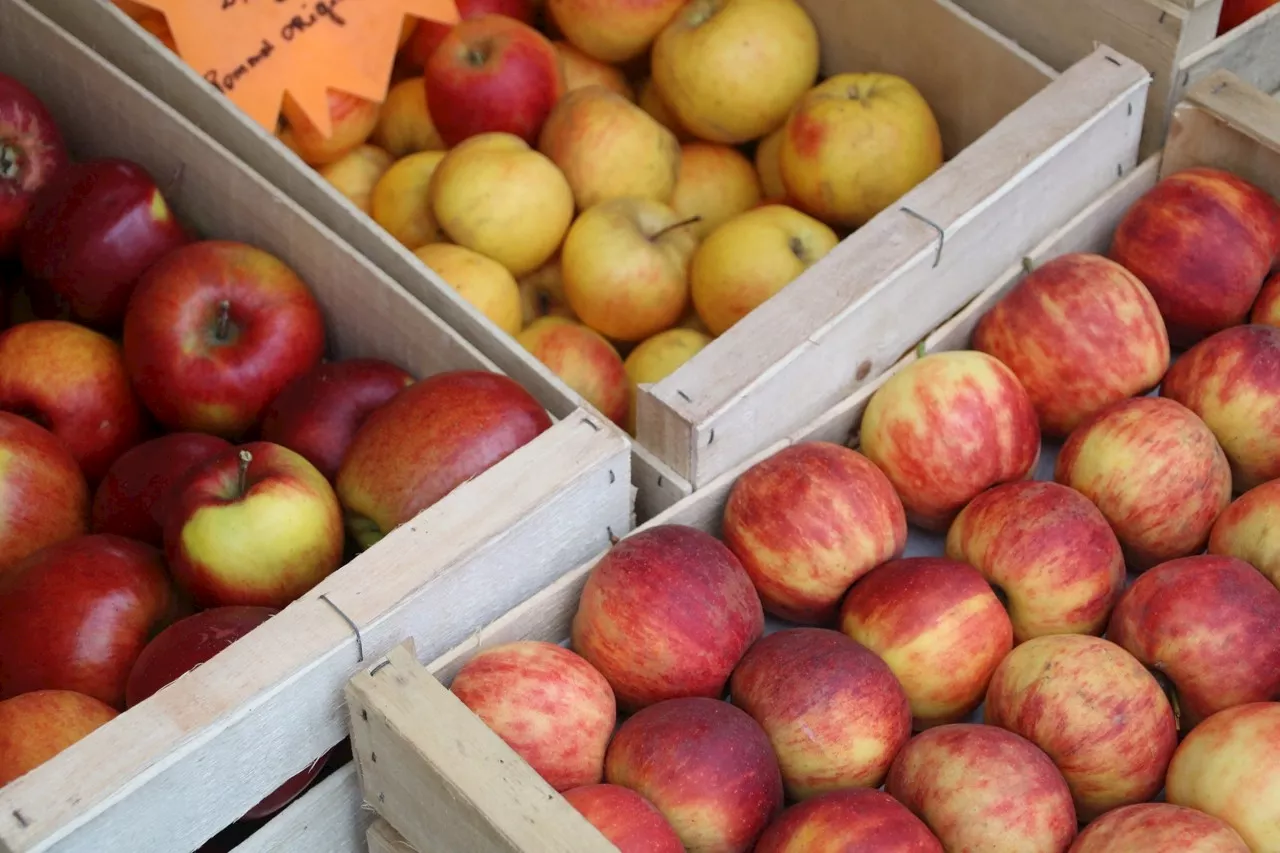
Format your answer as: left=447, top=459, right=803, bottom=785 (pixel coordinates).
left=1252, top=270, right=1280, bottom=326
left=0, top=412, right=88, bottom=573
left=1209, top=479, right=1280, bottom=590
left=755, top=789, right=943, bottom=853
left=1070, top=803, right=1249, bottom=852
left=517, top=317, right=629, bottom=428
left=0, top=72, right=68, bottom=258
left=562, top=784, right=684, bottom=853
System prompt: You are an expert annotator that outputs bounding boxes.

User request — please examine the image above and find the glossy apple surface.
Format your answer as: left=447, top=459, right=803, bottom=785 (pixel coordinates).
left=562, top=784, right=684, bottom=853
left=0, top=411, right=89, bottom=573
left=0, top=72, right=68, bottom=257
left=406, top=0, right=536, bottom=67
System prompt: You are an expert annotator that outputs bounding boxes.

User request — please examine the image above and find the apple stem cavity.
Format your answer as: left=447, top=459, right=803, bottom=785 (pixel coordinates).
left=0, top=143, right=18, bottom=180
left=215, top=299, right=232, bottom=342
left=465, top=43, right=491, bottom=67
left=651, top=216, right=702, bottom=241
left=236, top=449, right=253, bottom=498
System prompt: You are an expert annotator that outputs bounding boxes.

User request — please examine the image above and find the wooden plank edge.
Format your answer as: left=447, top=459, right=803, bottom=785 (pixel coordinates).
left=230, top=765, right=368, bottom=853
left=1173, top=3, right=1280, bottom=112
left=366, top=819, right=413, bottom=853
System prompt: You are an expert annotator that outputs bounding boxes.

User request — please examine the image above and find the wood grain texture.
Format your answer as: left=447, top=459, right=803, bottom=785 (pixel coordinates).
left=366, top=820, right=415, bottom=853
left=230, top=766, right=370, bottom=853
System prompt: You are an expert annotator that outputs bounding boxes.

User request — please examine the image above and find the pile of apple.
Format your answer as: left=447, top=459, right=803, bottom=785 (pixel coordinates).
left=0, top=70, right=553, bottom=819
left=426, top=164, right=1280, bottom=852
left=115, top=0, right=946, bottom=435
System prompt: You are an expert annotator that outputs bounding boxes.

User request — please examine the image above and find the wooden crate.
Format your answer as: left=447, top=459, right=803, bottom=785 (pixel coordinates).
left=337, top=69, right=1280, bottom=853
left=0, top=3, right=634, bottom=852
left=951, top=0, right=1280, bottom=158
left=36, top=0, right=1147, bottom=514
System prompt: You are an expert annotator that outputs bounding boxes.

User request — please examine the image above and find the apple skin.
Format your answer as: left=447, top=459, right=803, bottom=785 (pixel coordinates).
left=839, top=557, right=1014, bottom=729
left=0, top=319, right=147, bottom=483
left=944, top=480, right=1126, bottom=643
left=1160, top=324, right=1280, bottom=493
left=1218, top=0, right=1280, bottom=34
left=517, top=317, right=630, bottom=427
left=1107, top=554, right=1280, bottom=732
left=972, top=252, right=1170, bottom=437
left=336, top=370, right=551, bottom=549
left=886, top=724, right=1077, bottom=853
left=0, top=533, right=186, bottom=708
left=0, top=411, right=89, bottom=573
left=0, top=72, right=69, bottom=258
left=1068, top=803, right=1250, bottom=853
left=450, top=640, right=616, bottom=792
left=1252, top=270, right=1280, bottom=327
left=562, top=785, right=683, bottom=853
left=1108, top=167, right=1280, bottom=346
left=547, top=0, right=687, bottom=63
left=19, top=158, right=189, bottom=329
left=1165, top=702, right=1280, bottom=852
left=91, top=432, right=233, bottom=547
left=124, top=606, right=327, bottom=820
left=165, top=441, right=344, bottom=610
left=1209, top=479, right=1280, bottom=590
left=754, top=789, right=944, bottom=853
left=983, top=634, right=1178, bottom=822
left=728, top=627, right=912, bottom=800
left=122, top=240, right=327, bottom=440
left=407, top=0, right=537, bottom=67
left=604, top=696, right=784, bottom=853
left=259, top=358, right=414, bottom=482
left=0, top=690, right=118, bottom=788
left=859, top=350, right=1042, bottom=532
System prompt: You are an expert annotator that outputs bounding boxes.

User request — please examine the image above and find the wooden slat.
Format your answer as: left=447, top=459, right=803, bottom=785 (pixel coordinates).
left=366, top=820, right=414, bottom=853
left=231, top=766, right=370, bottom=853
left=1162, top=69, right=1280, bottom=196
left=1173, top=4, right=1280, bottom=126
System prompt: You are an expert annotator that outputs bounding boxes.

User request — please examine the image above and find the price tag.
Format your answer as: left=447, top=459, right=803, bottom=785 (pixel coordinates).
left=128, top=0, right=459, bottom=137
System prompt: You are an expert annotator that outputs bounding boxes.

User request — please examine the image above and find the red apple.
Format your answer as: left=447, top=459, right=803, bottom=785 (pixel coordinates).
left=0, top=690, right=118, bottom=787
left=0, top=319, right=147, bottom=483
left=1252, top=270, right=1280, bottom=327
left=1209, top=479, right=1280, bottom=590
left=406, top=0, right=537, bottom=67
left=972, top=252, right=1170, bottom=436
left=839, top=557, right=1014, bottom=729
left=1219, top=0, right=1280, bottom=34
left=19, top=158, right=189, bottom=328
left=561, top=784, right=684, bottom=853
left=604, top=697, right=784, bottom=853
left=259, top=358, right=415, bottom=482
left=125, top=606, right=327, bottom=820
left=1055, top=396, right=1232, bottom=570
left=425, top=15, right=566, bottom=147
left=0, top=411, right=89, bottom=573
left=1069, top=803, right=1249, bottom=853
left=0, top=72, right=68, bottom=258
left=728, top=628, right=912, bottom=799
left=122, top=240, right=326, bottom=439
left=1109, top=167, right=1280, bottom=346
left=165, top=442, right=344, bottom=609
left=91, top=432, right=233, bottom=547
left=0, top=533, right=185, bottom=708
left=858, top=350, right=1041, bottom=531
left=945, top=480, right=1126, bottom=642
left=6, top=269, right=72, bottom=325
left=755, top=789, right=944, bottom=853
left=571, top=524, right=765, bottom=713
left=721, top=441, right=908, bottom=625
left=887, top=724, right=1077, bottom=853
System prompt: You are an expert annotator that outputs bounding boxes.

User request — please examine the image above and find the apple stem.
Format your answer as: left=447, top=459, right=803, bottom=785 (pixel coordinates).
left=215, top=300, right=232, bottom=341
left=0, top=144, right=18, bottom=180
left=237, top=449, right=253, bottom=498
left=651, top=216, right=702, bottom=241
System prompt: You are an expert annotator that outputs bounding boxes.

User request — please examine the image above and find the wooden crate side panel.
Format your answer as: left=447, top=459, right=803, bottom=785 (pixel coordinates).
left=230, top=765, right=369, bottom=853
left=1162, top=71, right=1280, bottom=196
left=1175, top=5, right=1280, bottom=126
left=366, top=820, right=413, bottom=853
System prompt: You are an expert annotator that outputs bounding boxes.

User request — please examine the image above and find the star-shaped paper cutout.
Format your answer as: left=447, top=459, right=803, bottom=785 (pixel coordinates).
left=128, top=0, right=459, bottom=136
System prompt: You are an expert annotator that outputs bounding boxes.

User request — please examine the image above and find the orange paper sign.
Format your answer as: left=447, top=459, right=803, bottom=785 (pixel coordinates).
left=128, top=0, right=459, bottom=136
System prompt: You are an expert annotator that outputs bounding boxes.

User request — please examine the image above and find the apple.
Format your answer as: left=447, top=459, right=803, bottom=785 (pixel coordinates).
left=91, top=432, right=233, bottom=547
left=517, top=316, right=629, bottom=426
left=729, top=628, right=912, bottom=799
left=1219, top=0, right=1280, bottom=34
left=623, top=327, right=711, bottom=435
left=548, top=0, right=686, bottom=63
left=972, top=252, right=1171, bottom=436
left=370, top=150, right=449, bottom=251
left=1108, top=167, right=1280, bottom=346
left=19, top=158, right=189, bottom=328
left=553, top=42, right=635, bottom=101
left=125, top=606, right=327, bottom=819
left=839, top=557, right=1014, bottom=729
left=983, top=634, right=1178, bottom=822
left=604, top=697, right=784, bottom=853
left=415, top=242, right=525, bottom=336
left=668, top=143, right=764, bottom=242
left=425, top=15, right=565, bottom=148
left=0, top=533, right=184, bottom=707
left=945, top=480, right=1126, bottom=642
left=317, top=144, right=394, bottom=215
left=721, top=441, right=907, bottom=624
left=372, top=78, right=445, bottom=158
left=6, top=268, right=72, bottom=325
left=537, top=85, right=681, bottom=209
left=0, top=319, right=147, bottom=483
left=165, top=442, right=344, bottom=610
left=780, top=72, right=944, bottom=229
left=755, top=126, right=787, bottom=202
left=859, top=350, right=1042, bottom=532
left=651, top=0, right=821, bottom=145
left=561, top=197, right=700, bottom=342
left=336, top=370, right=551, bottom=549
left=1165, top=702, right=1280, bottom=852
left=1069, top=803, right=1250, bottom=853
left=689, top=204, right=839, bottom=336
left=518, top=256, right=576, bottom=327
left=571, top=524, right=764, bottom=712
left=122, top=240, right=327, bottom=439
left=1055, top=396, right=1232, bottom=570
left=754, top=789, right=944, bottom=853
left=279, top=91, right=380, bottom=167
left=259, top=358, right=414, bottom=483
left=1209, top=479, right=1280, bottom=590
left=0, top=412, right=88, bottom=573
left=1252, top=270, right=1280, bottom=326
left=450, top=640, right=616, bottom=792
left=636, top=77, right=694, bottom=143
left=0, top=72, right=68, bottom=258
left=429, top=133, right=574, bottom=277
left=406, top=0, right=537, bottom=68
left=561, top=784, right=684, bottom=853
left=0, top=690, right=118, bottom=788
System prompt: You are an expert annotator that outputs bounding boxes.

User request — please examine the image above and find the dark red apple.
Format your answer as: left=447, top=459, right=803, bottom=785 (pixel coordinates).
left=0, top=72, right=68, bottom=258
left=6, top=269, right=72, bottom=325
left=407, top=0, right=537, bottom=67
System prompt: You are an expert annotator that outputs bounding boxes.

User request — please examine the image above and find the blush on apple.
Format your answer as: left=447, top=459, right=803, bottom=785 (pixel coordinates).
left=754, top=789, right=944, bottom=853
left=0, top=411, right=89, bottom=574
left=561, top=784, right=684, bottom=853
left=0, top=689, right=118, bottom=787
left=1252, top=270, right=1280, bottom=327
left=0, top=72, right=68, bottom=258
left=406, top=0, right=537, bottom=67
left=1069, top=803, right=1249, bottom=853
left=1209, top=479, right=1280, bottom=591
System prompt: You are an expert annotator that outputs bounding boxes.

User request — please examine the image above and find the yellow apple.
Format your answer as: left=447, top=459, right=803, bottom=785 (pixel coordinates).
left=518, top=317, right=630, bottom=426
left=414, top=243, right=524, bottom=336
left=691, top=204, right=839, bottom=336
left=547, top=0, right=687, bottom=63
left=372, top=77, right=445, bottom=158
left=561, top=197, right=700, bottom=342
left=670, top=143, right=763, bottom=241
left=553, top=41, right=635, bottom=101
left=780, top=72, right=944, bottom=229
left=318, top=145, right=394, bottom=215
left=637, top=77, right=695, bottom=143
left=623, top=328, right=712, bottom=434
left=651, top=0, right=820, bottom=145
left=371, top=151, right=449, bottom=250
left=755, top=126, right=787, bottom=202
left=518, top=257, right=577, bottom=326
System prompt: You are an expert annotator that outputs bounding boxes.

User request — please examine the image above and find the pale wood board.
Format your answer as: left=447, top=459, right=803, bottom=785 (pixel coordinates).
left=367, top=820, right=414, bottom=853
left=230, top=766, right=370, bottom=853
left=1176, top=3, right=1280, bottom=113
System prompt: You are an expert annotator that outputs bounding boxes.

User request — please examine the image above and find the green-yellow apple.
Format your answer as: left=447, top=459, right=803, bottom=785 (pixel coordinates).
left=669, top=143, right=764, bottom=241
left=622, top=327, right=711, bottom=435
left=0, top=411, right=89, bottom=573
